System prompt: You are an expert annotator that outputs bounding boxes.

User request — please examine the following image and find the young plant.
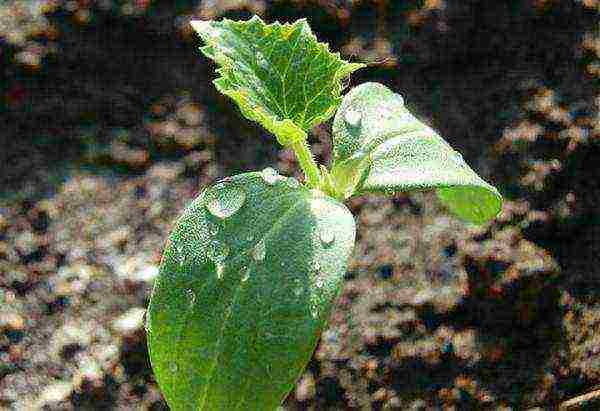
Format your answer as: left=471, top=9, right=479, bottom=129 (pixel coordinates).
left=146, top=16, right=502, bottom=410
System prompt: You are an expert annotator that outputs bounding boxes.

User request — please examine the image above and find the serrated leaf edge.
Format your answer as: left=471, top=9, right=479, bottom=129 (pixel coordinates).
left=191, top=16, right=364, bottom=145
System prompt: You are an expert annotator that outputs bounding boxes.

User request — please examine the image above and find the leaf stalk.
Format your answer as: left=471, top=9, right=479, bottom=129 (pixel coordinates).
left=290, top=138, right=321, bottom=188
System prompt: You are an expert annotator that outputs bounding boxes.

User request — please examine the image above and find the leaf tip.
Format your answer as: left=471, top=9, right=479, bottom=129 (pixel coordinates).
left=296, top=18, right=311, bottom=31
left=336, top=61, right=366, bottom=81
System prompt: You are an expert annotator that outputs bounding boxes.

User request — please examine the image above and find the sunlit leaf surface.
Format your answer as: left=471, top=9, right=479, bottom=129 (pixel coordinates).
left=191, top=16, right=364, bottom=145
left=147, top=171, right=355, bottom=410
left=332, top=82, right=502, bottom=224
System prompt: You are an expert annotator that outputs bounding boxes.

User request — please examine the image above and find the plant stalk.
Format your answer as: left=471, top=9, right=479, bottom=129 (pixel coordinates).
left=290, top=139, right=321, bottom=188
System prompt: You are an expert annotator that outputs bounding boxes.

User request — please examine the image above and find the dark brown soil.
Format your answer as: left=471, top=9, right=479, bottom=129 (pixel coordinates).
left=1, top=1, right=599, bottom=409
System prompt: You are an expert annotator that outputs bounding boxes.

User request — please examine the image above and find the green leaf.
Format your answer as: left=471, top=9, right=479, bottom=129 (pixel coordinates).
left=331, top=82, right=502, bottom=224
left=190, top=16, right=364, bottom=146
left=146, top=170, right=356, bottom=410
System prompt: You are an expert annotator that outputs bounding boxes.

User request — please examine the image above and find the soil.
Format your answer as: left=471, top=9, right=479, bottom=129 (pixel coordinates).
left=1, top=1, right=599, bottom=409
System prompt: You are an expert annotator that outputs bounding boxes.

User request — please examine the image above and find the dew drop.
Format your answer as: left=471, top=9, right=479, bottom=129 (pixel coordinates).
left=319, top=230, right=335, bottom=246
left=206, top=185, right=246, bottom=219
left=252, top=240, right=266, bottom=262
left=260, top=167, right=281, bottom=185
left=344, top=108, right=362, bottom=127
left=286, top=177, right=300, bottom=189
left=170, top=363, right=178, bottom=373
left=451, top=151, right=466, bottom=167
left=311, top=260, right=321, bottom=271
left=394, top=94, right=405, bottom=106
left=241, top=266, right=250, bottom=282
left=315, top=277, right=325, bottom=288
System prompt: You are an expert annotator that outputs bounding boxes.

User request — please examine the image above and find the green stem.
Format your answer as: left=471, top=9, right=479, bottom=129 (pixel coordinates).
left=290, top=139, right=321, bottom=188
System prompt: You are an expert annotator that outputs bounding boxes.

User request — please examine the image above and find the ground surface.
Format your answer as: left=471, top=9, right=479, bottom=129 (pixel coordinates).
left=1, top=0, right=599, bottom=409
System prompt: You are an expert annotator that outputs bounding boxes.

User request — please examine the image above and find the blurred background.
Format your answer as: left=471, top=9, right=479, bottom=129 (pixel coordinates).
left=1, top=0, right=599, bottom=409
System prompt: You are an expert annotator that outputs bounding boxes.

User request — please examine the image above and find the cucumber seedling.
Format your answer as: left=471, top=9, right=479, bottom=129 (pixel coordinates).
left=146, top=16, right=502, bottom=410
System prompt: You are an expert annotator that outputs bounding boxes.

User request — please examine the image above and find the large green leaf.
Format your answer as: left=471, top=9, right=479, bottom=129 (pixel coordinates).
left=146, top=170, right=356, bottom=410
left=330, top=82, right=502, bottom=224
left=190, top=16, right=364, bottom=146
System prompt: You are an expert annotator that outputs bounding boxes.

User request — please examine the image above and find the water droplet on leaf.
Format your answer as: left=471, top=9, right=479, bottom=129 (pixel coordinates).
left=344, top=108, right=362, bottom=127
left=260, top=167, right=281, bottom=185
left=316, top=279, right=325, bottom=289
left=241, top=266, right=250, bottom=282
left=206, top=184, right=246, bottom=219
left=319, top=230, right=335, bottom=246
left=286, top=177, right=300, bottom=189
left=186, top=289, right=196, bottom=307
left=312, top=260, right=321, bottom=271
left=252, top=240, right=266, bottom=261
left=170, top=363, right=178, bottom=373
left=451, top=151, right=466, bottom=167
left=394, top=94, right=405, bottom=106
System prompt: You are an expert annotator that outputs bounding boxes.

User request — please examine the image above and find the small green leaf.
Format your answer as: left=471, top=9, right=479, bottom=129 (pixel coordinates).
left=331, top=82, right=502, bottom=224
left=147, top=171, right=355, bottom=410
left=190, top=16, right=364, bottom=146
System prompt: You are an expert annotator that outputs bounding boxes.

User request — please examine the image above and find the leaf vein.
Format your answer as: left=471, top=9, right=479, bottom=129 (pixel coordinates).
left=196, top=191, right=309, bottom=409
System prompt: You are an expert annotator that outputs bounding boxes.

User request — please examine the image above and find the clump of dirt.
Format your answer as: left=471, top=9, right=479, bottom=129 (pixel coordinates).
left=1, top=0, right=599, bottom=409
left=0, top=164, right=202, bottom=409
